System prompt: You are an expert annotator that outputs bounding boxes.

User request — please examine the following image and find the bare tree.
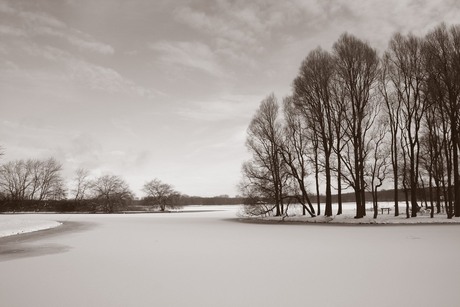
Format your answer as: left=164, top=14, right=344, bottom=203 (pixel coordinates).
left=381, top=52, right=403, bottom=216
left=364, top=117, right=390, bottom=219
left=35, top=158, right=65, bottom=201
left=385, top=33, right=428, bottom=217
left=280, top=96, right=316, bottom=217
left=72, top=168, right=92, bottom=201
left=240, top=94, right=287, bottom=216
left=333, top=33, right=380, bottom=218
left=331, top=81, right=347, bottom=215
left=142, top=178, right=181, bottom=211
left=91, top=174, right=133, bottom=213
left=0, top=160, right=32, bottom=200
left=239, top=163, right=278, bottom=216
left=424, top=78, right=450, bottom=215
left=420, top=96, right=446, bottom=218
left=311, top=129, right=321, bottom=215
left=292, top=47, right=336, bottom=216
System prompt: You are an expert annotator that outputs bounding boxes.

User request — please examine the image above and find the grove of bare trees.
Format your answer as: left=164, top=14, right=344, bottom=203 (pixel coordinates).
left=0, top=158, right=66, bottom=201
left=0, top=152, right=187, bottom=213
left=240, top=23, right=460, bottom=219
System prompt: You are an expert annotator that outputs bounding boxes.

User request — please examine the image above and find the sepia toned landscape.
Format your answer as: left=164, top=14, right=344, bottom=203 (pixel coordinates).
left=1, top=1, right=460, bottom=306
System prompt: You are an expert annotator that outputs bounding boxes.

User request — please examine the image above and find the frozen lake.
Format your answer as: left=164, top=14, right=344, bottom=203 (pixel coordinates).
left=1, top=205, right=460, bottom=307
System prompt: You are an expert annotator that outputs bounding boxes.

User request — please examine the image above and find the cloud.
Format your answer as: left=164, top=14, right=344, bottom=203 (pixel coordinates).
left=174, top=5, right=257, bottom=51
left=70, top=60, right=159, bottom=99
left=0, top=119, right=74, bottom=163
left=170, top=0, right=325, bottom=72
left=0, top=0, right=114, bottom=55
left=173, top=0, right=460, bottom=66
left=173, top=1, right=310, bottom=47
left=32, top=25, right=115, bottom=55
left=176, top=94, right=262, bottom=122
left=18, top=10, right=66, bottom=29
left=150, top=40, right=224, bottom=77
left=0, top=1, right=16, bottom=14
left=64, top=133, right=152, bottom=177
left=66, top=34, right=114, bottom=55
left=0, top=24, right=26, bottom=36
left=175, top=6, right=256, bottom=45
left=0, top=59, right=18, bottom=70
left=21, top=43, right=159, bottom=98
left=302, top=0, right=460, bottom=50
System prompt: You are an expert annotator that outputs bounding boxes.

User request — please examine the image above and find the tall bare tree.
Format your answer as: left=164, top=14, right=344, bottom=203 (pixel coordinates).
left=381, top=52, right=403, bottom=216
left=364, top=117, right=390, bottom=219
left=424, top=77, right=449, bottom=215
left=280, top=96, right=316, bottom=217
left=333, top=33, right=380, bottom=218
left=240, top=94, right=287, bottom=216
left=384, top=33, right=428, bottom=217
left=292, top=47, right=336, bottom=217
left=331, top=81, right=347, bottom=215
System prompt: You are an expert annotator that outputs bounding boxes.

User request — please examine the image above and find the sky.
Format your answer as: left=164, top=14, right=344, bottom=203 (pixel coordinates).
left=1, top=0, right=459, bottom=198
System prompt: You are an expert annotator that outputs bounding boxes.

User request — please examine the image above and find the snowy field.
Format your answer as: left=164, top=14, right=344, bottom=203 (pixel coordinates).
left=1, top=205, right=460, bottom=307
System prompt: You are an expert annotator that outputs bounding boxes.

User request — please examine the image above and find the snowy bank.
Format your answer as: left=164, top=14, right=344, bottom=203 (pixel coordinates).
left=240, top=202, right=460, bottom=225
left=0, top=215, right=62, bottom=238
left=246, top=213, right=460, bottom=225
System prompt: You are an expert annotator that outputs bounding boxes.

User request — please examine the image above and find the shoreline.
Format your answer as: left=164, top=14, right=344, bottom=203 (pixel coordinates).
left=0, top=220, right=94, bottom=261
left=234, top=215, right=460, bottom=226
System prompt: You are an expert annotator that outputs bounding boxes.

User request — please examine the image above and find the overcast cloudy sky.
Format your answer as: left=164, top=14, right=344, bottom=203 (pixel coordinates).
left=1, top=0, right=459, bottom=197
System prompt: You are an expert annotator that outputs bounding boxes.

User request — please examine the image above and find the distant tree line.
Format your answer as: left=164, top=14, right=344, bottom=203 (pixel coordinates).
left=0, top=154, right=244, bottom=213
left=177, top=195, right=245, bottom=206
left=0, top=159, right=134, bottom=213
left=240, top=23, right=460, bottom=219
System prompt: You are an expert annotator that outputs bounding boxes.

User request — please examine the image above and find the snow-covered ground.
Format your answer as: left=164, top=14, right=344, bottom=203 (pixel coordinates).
left=1, top=205, right=460, bottom=307
left=255, top=202, right=460, bottom=224
left=0, top=215, right=62, bottom=237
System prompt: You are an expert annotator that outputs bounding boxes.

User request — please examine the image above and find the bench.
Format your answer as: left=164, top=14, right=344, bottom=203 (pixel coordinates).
left=380, top=207, right=391, bottom=214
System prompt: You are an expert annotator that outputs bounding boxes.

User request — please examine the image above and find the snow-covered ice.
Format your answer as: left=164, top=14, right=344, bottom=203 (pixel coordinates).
left=1, top=205, right=460, bottom=307
left=0, top=215, right=62, bottom=237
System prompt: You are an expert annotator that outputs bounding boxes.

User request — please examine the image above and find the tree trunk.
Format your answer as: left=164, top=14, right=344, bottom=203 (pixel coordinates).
left=452, top=121, right=460, bottom=217
left=337, top=151, right=343, bottom=215
left=429, top=173, right=434, bottom=218
left=372, top=187, right=378, bottom=219
left=393, top=134, right=400, bottom=217
left=324, top=155, right=333, bottom=217
left=315, top=146, right=321, bottom=216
